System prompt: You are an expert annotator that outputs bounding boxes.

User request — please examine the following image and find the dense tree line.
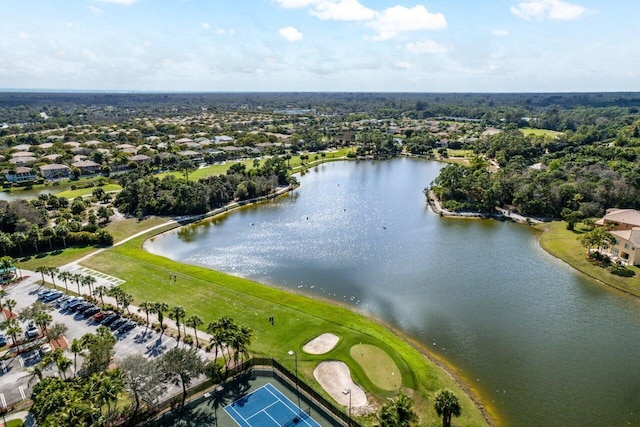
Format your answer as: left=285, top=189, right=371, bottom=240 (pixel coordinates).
left=115, top=156, right=292, bottom=216
left=431, top=121, right=640, bottom=217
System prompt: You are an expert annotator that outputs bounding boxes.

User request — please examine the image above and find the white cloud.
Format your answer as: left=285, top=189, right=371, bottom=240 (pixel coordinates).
left=366, top=5, right=446, bottom=41
left=216, top=28, right=226, bottom=35
left=143, top=41, right=152, bottom=48
left=96, top=0, right=140, bottom=4
left=202, top=23, right=210, bottom=30
left=492, top=29, right=509, bottom=36
left=86, top=6, right=103, bottom=15
left=279, top=26, right=303, bottom=42
left=511, top=0, right=586, bottom=21
left=19, top=32, right=30, bottom=39
left=228, top=29, right=235, bottom=35
left=393, top=60, right=413, bottom=70
left=406, top=40, right=451, bottom=54
left=310, top=0, right=375, bottom=21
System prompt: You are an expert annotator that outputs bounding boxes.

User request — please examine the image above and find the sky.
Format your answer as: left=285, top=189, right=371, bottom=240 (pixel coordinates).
left=1, top=0, right=639, bottom=92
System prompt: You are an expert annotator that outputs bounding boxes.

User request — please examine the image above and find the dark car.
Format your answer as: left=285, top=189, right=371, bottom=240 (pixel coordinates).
left=71, top=302, right=92, bottom=313
left=110, top=318, right=128, bottom=331
left=117, top=321, right=137, bottom=334
left=77, top=304, right=98, bottom=314
left=100, top=313, right=120, bottom=326
left=82, top=306, right=101, bottom=318
left=66, top=300, right=86, bottom=311
left=0, top=335, right=6, bottom=347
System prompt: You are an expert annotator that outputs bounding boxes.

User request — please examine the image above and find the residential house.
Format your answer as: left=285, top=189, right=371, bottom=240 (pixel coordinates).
left=596, top=209, right=640, bottom=265
left=40, top=163, right=70, bottom=180
left=72, top=160, right=101, bottom=175
left=5, top=166, right=36, bottom=183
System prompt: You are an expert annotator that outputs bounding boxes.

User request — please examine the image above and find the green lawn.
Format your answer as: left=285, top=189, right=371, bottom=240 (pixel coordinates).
left=536, top=221, right=640, bottom=297
left=79, top=230, right=490, bottom=426
left=520, top=127, right=562, bottom=138
left=56, top=184, right=122, bottom=199
left=350, top=343, right=401, bottom=391
left=447, top=149, right=473, bottom=158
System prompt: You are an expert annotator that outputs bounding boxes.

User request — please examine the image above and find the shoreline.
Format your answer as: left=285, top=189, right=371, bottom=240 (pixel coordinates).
left=138, top=181, right=496, bottom=426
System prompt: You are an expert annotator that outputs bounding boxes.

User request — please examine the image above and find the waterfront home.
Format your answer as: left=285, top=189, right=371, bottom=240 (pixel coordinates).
left=596, top=209, right=640, bottom=265
left=71, top=160, right=101, bottom=175
left=5, top=166, right=36, bottom=183
left=40, top=163, right=70, bottom=180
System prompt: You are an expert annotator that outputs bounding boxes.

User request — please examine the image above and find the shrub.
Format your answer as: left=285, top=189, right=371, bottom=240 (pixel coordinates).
left=610, top=264, right=635, bottom=277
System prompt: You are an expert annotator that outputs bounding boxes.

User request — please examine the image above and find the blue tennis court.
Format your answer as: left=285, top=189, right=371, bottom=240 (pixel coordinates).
left=224, top=383, right=322, bottom=427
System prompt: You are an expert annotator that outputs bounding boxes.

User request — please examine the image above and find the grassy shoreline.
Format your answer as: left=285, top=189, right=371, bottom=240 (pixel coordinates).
left=75, top=220, right=492, bottom=426
left=535, top=221, right=640, bottom=298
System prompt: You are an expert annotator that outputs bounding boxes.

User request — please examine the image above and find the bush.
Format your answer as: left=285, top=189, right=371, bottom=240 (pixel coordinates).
left=610, top=264, right=635, bottom=277
left=183, top=335, right=194, bottom=345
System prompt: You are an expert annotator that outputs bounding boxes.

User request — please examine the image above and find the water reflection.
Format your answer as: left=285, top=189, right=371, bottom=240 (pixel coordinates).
left=146, top=158, right=640, bottom=426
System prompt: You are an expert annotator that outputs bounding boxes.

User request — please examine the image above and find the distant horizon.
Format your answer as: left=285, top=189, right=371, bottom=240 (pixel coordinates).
left=2, top=88, right=640, bottom=95
left=2, top=1, right=638, bottom=92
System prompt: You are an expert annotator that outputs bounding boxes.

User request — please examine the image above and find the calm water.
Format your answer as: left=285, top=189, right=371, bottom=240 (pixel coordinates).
left=146, top=158, right=640, bottom=426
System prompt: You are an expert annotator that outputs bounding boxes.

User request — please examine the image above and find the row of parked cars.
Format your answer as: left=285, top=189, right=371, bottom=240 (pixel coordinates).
left=37, top=288, right=137, bottom=334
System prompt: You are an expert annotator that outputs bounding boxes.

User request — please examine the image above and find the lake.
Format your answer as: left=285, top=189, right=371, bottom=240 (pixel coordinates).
left=146, top=158, right=640, bottom=426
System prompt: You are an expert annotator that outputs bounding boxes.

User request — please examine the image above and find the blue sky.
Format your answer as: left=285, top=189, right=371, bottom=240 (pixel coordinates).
left=2, top=0, right=638, bottom=92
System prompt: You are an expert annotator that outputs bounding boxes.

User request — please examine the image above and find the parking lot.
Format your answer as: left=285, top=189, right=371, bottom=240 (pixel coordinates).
left=0, top=272, right=210, bottom=409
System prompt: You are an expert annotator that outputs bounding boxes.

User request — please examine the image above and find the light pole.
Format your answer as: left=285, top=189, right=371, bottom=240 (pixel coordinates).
left=288, top=350, right=301, bottom=413
left=342, top=388, right=351, bottom=426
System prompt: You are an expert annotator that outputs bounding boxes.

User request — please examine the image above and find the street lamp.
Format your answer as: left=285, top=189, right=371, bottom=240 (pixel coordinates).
left=288, top=350, right=301, bottom=413
left=342, top=388, right=351, bottom=426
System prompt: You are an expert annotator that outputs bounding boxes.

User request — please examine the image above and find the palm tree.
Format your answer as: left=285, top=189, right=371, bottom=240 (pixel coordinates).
left=0, top=289, right=6, bottom=313
left=46, top=322, right=68, bottom=345
left=47, top=267, right=60, bottom=288
left=42, top=227, right=56, bottom=251
left=4, top=299, right=17, bottom=319
left=0, top=256, right=14, bottom=282
left=35, top=266, right=48, bottom=285
left=94, top=371, right=125, bottom=420
left=434, top=389, right=462, bottom=427
left=185, top=315, right=203, bottom=347
left=41, top=349, right=72, bottom=380
left=81, top=275, right=97, bottom=298
left=12, top=232, right=25, bottom=256
left=23, top=364, right=44, bottom=386
left=169, top=305, right=186, bottom=340
left=33, top=311, right=53, bottom=338
left=70, top=338, right=85, bottom=374
left=93, top=285, right=108, bottom=306
left=378, top=391, right=417, bottom=427
left=72, top=273, right=84, bottom=295
left=2, top=318, right=22, bottom=347
left=0, top=232, right=12, bottom=255
left=28, top=225, right=41, bottom=253
left=151, top=302, right=169, bottom=335
left=138, top=301, right=153, bottom=330
left=119, top=291, right=133, bottom=314
left=54, top=224, right=69, bottom=248
left=58, top=271, right=73, bottom=295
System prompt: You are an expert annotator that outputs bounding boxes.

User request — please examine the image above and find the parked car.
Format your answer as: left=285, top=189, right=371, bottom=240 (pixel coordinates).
left=77, top=304, right=97, bottom=314
left=70, top=302, right=91, bottom=313
left=66, top=300, right=86, bottom=311
left=37, top=289, right=57, bottom=300
left=100, top=313, right=120, bottom=326
left=93, top=311, right=112, bottom=322
left=82, top=306, right=101, bottom=318
left=117, top=321, right=137, bottom=334
left=61, top=298, right=82, bottom=310
left=54, top=296, right=72, bottom=307
left=0, top=335, right=6, bottom=347
left=43, top=292, right=63, bottom=302
left=40, top=343, right=53, bottom=355
left=110, top=318, right=128, bottom=331
left=25, top=324, right=39, bottom=339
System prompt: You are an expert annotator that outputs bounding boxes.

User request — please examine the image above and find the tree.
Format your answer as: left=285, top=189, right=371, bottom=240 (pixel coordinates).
left=151, top=302, right=169, bottom=335
left=35, top=265, right=48, bottom=285
left=80, top=326, right=117, bottom=374
left=0, top=289, right=5, bottom=313
left=169, top=305, right=186, bottom=339
left=58, top=270, right=73, bottom=294
left=185, top=314, right=203, bottom=347
left=138, top=301, right=153, bottom=330
left=97, top=206, right=114, bottom=224
left=178, top=159, right=196, bottom=181
left=1, top=318, right=21, bottom=347
left=41, top=348, right=72, bottom=380
left=46, top=322, right=68, bottom=345
left=42, top=227, right=56, bottom=251
left=160, top=347, right=204, bottom=410
left=33, top=310, right=53, bottom=337
left=0, top=256, right=14, bottom=281
left=119, top=353, right=167, bottom=416
left=434, top=389, right=462, bottom=427
left=72, top=273, right=84, bottom=295
left=81, top=275, right=97, bottom=297
left=47, top=266, right=60, bottom=288
left=93, top=285, right=108, bottom=306
left=378, top=391, right=418, bottom=426
left=70, top=338, right=85, bottom=373
left=93, top=370, right=125, bottom=420
left=4, top=299, right=16, bottom=318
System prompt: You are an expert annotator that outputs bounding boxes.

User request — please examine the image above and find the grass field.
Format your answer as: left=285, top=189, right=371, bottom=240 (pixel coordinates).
left=520, top=127, right=562, bottom=138
left=56, top=184, right=122, bottom=199
left=350, top=343, right=401, bottom=391
left=447, top=149, right=474, bottom=158
left=536, top=221, right=640, bottom=297
left=77, top=229, right=491, bottom=426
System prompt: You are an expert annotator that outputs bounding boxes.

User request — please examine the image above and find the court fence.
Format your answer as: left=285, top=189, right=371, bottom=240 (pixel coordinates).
left=150, top=357, right=361, bottom=427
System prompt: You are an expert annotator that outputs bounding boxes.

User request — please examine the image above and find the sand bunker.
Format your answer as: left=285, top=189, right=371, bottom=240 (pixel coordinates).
left=303, top=333, right=339, bottom=354
left=313, top=361, right=367, bottom=407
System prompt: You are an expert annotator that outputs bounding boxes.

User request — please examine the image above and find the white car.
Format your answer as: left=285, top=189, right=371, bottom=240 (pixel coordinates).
left=25, top=324, right=39, bottom=339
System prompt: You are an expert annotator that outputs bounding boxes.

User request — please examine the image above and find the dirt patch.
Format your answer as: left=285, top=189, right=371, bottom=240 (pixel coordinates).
left=302, top=333, right=339, bottom=354
left=313, top=361, right=367, bottom=407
